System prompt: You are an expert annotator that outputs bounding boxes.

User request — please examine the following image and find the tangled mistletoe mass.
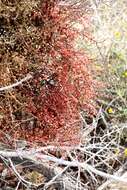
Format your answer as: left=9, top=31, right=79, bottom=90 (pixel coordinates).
left=0, top=0, right=97, bottom=146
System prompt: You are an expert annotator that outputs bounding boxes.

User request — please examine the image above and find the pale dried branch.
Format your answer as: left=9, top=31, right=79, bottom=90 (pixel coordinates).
left=0, top=149, right=127, bottom=185
left=0, top=74, right=32, bottom=91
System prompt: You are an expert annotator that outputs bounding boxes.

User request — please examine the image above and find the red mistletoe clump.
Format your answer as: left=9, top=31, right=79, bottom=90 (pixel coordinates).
left=18, top=0, right=97, bottom=145
left=0, top=0, right=97, bottom=146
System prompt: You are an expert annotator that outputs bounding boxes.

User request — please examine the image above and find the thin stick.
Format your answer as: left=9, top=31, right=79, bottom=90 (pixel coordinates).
left=43, top=165, right=69, bottom=189
left=0, top=74, right=32, bottom=91
left=8, top=158, right=38, bottom=187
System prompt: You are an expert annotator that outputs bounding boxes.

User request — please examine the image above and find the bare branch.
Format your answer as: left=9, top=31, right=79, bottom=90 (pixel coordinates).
left=0, top=149, right=127, bottom=185
left=0, top=74, right=32, bottom=92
